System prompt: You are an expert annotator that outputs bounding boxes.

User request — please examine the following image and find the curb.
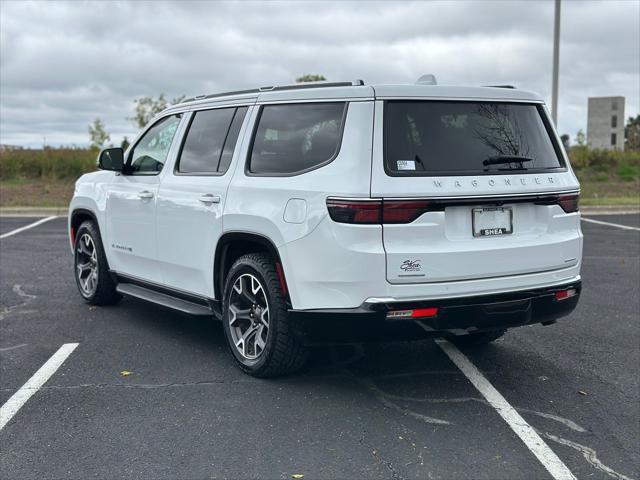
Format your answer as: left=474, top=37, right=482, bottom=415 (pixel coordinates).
left=580, top=206, right=639, bottom=216
left=0, top=207, right=69, bottom=217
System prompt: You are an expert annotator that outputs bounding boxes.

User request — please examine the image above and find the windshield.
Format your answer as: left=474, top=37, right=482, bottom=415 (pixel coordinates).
left=384, top=101, right=564, bottom=175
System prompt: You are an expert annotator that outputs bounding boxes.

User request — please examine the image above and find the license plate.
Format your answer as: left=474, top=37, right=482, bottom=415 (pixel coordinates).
left=472, top=207, right=513, bottom=237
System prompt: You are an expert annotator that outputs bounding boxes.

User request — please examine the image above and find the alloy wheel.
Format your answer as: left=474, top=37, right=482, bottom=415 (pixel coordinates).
left=76, top=233, right=98, bottom=296
left=228, top=273, right=270, bottom=360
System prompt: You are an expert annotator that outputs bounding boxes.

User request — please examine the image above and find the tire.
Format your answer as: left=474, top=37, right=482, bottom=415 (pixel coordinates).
left=222, top=253, right=308, bottom=377
left=73, top=220, right=121, bottom=306
left=449, top=329, right=506, bottom=347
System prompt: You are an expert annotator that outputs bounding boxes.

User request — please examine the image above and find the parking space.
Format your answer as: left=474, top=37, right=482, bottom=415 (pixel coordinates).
left=582, top=214, right=640, bottom=230
left=0, top=217, right=45, bottom=237
left=1, top=215, right=638, bottom=479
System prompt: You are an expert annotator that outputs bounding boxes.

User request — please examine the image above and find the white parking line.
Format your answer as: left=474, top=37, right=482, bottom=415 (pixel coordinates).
left=581, top=217, right=640, bottom=231
left=436, top=338, right=576, bottom=480
left=0, top=216, right=58, bottom=240
left=0, top=343, right=78, bottom=431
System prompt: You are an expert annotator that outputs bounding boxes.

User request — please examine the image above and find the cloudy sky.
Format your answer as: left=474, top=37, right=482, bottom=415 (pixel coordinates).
left=1, top=0, right=638, bottom=148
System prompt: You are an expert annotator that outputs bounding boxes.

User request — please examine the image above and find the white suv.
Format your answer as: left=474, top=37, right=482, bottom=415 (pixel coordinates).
left=69, top=79, right=583, bottom=377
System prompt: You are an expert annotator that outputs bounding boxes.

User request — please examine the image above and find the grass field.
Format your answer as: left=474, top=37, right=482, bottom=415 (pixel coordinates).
left=0, top=147, right=638, bottom=208
left=0, top=179, right=75, bottom=207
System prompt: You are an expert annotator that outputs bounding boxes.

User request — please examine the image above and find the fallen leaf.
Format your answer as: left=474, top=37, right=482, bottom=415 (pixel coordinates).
left=89, top=306, right=96, bottom=311
left=291, top=475, right=304, bottom=479
left=120, top=371, right=132, bottom=377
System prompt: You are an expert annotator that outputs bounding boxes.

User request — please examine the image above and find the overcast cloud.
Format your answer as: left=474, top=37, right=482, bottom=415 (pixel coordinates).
left=0, top=0, right=638, bottom=147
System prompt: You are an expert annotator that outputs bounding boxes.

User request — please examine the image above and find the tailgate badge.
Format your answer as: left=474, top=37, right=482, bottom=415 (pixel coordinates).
left=400, top=260, right=422, bottom=272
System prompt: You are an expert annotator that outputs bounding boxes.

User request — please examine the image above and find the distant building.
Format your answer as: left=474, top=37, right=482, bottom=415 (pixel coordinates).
left=587, top=96, right=625, bottom=150
left=0, top=144, right=24, bottom=152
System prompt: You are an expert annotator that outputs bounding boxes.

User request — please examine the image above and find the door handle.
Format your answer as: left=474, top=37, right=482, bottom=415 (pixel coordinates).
left=199, top=194, right=221, bottom=204
left=137, top=190, right=154, bottom=199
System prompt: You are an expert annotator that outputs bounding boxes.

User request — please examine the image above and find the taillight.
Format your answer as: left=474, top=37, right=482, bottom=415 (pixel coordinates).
left=327, top=198, right=431, bottom=224
left=558, top=193, right=579, bottom=213
left=326, top=199, right=382, bottom=224
left=382, top=200, right=431, bottom=224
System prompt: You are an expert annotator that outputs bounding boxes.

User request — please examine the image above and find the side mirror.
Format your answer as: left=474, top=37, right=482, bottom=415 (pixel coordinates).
left=97, top=148, right=124, bottom=172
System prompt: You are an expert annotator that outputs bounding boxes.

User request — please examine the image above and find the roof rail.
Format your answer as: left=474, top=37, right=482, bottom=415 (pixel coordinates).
left=483, top=85, right=516, bottom=89
left=182, top=80, right=365, bottom=104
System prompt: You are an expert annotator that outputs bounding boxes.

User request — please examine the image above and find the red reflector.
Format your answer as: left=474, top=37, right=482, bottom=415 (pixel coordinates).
left=383, top=200, right=430, bottom=224
left=555, top=288, right=577, bottom=301
left=558, top=193, right=579, bottom=213
left=275, top=262, right=288, bottom=296
left=411, top=307, right=439, bottom=318
left=326, top=199, right=382, bottom=224
left=70, top=227, right=76, bottom=247
left=386, top=307, right=439, bottom=320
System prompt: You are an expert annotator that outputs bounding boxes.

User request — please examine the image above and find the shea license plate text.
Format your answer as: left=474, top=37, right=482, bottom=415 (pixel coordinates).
left=472, top=207, right=513, bottom=237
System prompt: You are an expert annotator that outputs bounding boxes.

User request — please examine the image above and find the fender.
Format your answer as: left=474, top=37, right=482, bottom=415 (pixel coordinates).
left=69, top=208, right=99, bottom=250
left=214, top=231, right=289, bottom=303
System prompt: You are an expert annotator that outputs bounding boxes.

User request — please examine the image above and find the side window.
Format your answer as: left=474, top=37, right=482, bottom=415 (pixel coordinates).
left=248, top=102, right=346, bottom=175
left=177, top=108, right=235, bottom=174
left=128, top=115, right=181, bottom=174
left=176, top=106, right=248, bottom=175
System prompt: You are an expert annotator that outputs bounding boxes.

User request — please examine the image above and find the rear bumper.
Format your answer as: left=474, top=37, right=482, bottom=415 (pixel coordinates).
left=289, top=280, right=581, bottom=344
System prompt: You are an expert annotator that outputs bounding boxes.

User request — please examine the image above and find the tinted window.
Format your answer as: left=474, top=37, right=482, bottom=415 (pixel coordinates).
left=218, top=107, right=248, bottom=174
left=384, top=101, right=564, bottom=175
left=129, top=115, right=181, bottom=174
left=249, top=102, right=345, bottom=175
left=178, top=108, right=235, bottom=174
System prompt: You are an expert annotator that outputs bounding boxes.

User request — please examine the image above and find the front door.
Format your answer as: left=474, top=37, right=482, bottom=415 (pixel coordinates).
left=157, top=106, right=249, bottom=298
left=106, top=114, right=183, bottom=284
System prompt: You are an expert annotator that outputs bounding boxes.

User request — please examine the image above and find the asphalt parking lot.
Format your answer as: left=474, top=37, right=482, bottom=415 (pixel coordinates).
left=0, top=214, right=638, bottom=480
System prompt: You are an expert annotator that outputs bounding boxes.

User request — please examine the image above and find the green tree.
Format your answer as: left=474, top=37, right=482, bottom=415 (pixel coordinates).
left=575, top=129, right=586, bottom=147
left=560, top=134, right=570, bottom=149
left=295, top=74, right=327, bottom=83
left=88, top=118, right=110, bottom=150
left=129, top=94, right=185, bottom=128
left=625, top=115, right=640, bottom=151
left=121, top=136, right=130, bottom=151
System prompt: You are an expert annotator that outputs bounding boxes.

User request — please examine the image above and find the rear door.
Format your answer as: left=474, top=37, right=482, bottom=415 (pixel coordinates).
left=371, top=99, right=582, bottom=284
left=156, top=105, right=249, bottom=298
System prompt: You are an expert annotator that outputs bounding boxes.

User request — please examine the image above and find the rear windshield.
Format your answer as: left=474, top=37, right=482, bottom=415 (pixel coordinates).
left=384, top=101, right=564, bottom=176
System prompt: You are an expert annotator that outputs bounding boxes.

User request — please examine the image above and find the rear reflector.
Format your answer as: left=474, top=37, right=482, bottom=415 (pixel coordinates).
left=386, top=307, right=439, bottom=319
left=327, top=198, right=431, bottom=225
left=555, top=288, right=577, bottom=301
left=558, top=193, right=580, bottom=213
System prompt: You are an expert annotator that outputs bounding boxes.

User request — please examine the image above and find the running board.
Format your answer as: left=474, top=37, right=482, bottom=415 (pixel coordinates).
left=116, top=283, right=213, bottom=316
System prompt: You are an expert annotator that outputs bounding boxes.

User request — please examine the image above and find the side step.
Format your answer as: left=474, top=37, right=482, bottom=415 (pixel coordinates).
left=116, top=283, right=213, bottom=316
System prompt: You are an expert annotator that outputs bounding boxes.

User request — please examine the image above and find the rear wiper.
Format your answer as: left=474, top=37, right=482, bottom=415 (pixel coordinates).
left=483, top=155, right=534, bottom=167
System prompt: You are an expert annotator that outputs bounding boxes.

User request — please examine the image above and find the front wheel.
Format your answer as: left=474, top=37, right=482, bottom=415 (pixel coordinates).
left=222, top=253, right=308, bottom=377
left=73, top=220, right=120, bottom=305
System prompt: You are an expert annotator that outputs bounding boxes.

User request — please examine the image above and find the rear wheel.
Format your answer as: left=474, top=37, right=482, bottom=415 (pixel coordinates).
left=74, top=220, right=120, bottom=305
left=449, top=330, right=506, bottom=347
left=222, top=253, right=308, bottom=377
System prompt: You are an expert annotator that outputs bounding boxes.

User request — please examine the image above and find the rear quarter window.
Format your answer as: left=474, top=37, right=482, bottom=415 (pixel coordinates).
left=384, top=101, right=565, bottom=176
left=248, top=102, right=346, bottom=175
